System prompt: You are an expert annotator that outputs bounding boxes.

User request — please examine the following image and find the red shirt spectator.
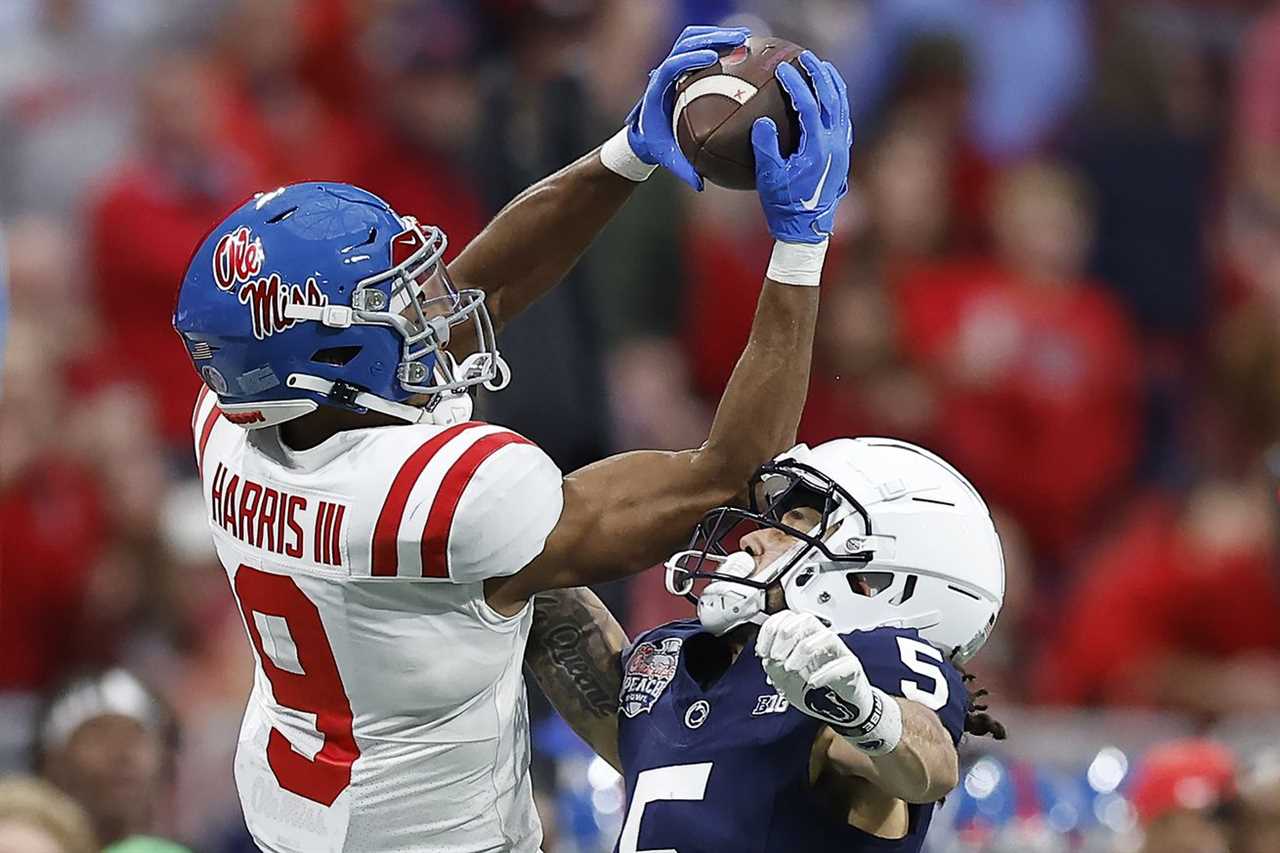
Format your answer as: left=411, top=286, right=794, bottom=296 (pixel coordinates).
left=1236, top=8, right=1280, bottom=172
left=680, top=221, right=943, bottom=452
left=211, top=0, right=371, bottom=189
left=896, top=162, right=1141, bottom=560
left=1035, top=491, right=1280, bottom=711
left=217, top=87, right=369, bottom=190
left=0, top=459, right=105, bottom=689
left=85, top=55, right=266, bottom=447
left=680, top=221, right=772, bottom=400
left=353, top=128, right=485, bottom=256
left=86, top=166, right=253, bottom=447
left=896, top=259, right=1140, bottom=558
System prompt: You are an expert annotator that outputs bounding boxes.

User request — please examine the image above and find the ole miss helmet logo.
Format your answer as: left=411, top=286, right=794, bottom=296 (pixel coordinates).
left=212, top=226, right=264, bottom=292
left=210, top=225, right=328, bottom=340
left=237, top=275, right=327, bottom=340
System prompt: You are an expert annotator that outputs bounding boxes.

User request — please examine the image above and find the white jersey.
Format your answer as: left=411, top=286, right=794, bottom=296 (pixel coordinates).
left=192, top=388, right=565, bottom=853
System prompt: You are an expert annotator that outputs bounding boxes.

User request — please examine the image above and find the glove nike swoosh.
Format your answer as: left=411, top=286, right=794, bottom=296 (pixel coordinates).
left=800, top=154, right=833, bottom=210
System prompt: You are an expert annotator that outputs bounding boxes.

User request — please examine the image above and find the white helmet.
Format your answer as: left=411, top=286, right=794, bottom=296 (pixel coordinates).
left=664, top=437, right=1005, bottom=664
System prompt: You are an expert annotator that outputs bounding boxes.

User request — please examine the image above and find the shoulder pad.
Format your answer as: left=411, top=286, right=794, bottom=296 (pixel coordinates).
left=365, top=421, right=564, bottom=582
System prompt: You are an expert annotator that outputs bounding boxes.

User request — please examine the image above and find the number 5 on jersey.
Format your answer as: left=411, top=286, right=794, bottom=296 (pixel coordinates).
left=896, top=636, right=949, bottom=711
left=619, top=763, right=714, bottom=853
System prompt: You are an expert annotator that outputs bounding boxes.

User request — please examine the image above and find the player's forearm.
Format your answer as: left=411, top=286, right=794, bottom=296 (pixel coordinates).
left=691, top=278, right=819, bottom=501
left=524, top=586, right=627, bottom=771
left=506, top=278, right=818, bottom=592
left=684, top=44, right=845, bottom=491
left=448, top=148, right=637, bottom=336
left=861, top=699, right=959, bottom=804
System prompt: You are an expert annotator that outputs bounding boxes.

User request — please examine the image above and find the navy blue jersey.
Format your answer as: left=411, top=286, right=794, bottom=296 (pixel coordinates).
left=614, top=619, right=968, bottom=853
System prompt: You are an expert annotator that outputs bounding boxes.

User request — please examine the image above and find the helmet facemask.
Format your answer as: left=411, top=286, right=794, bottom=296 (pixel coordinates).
left=668, top=439, right=1005, bottom=660
left=349, top=217, right=508, bottom=402
left=664, top=458, right=887, bottom=635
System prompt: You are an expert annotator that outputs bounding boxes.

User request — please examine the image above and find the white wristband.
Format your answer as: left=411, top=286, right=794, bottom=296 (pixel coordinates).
left=766, top=239, right=829, bottom=287
left=600, top=127, right=658, bottom=182
left=837, top=687, right=903, bottom=756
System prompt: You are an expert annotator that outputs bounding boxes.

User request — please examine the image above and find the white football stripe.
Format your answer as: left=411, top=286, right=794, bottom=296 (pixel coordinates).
left=672, top=74, right=760, bottom=140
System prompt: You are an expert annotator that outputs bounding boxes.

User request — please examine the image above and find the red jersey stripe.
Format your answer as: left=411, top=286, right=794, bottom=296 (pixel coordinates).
left=420, top=432, right=533, bottom=579
left=193, top=384, right=211, bottom=433
left=330, top=503, right=346, bottom=567
left=369, top=421, right=482, bottom=577
left=196, top=404, right=222, bottom=474
left=315, top=501, right=332, bottom=565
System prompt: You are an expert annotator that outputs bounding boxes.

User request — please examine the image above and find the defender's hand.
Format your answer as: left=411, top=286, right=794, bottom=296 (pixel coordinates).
left=757, top=611, right=876, bottom=731
left=753, top=52, right=852, bottom=243
left=625, top=25, right=750, bottom=191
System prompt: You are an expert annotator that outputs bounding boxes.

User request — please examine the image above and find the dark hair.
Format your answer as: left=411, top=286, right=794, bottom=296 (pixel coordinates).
left=955, top=661, right=1007, bottom=741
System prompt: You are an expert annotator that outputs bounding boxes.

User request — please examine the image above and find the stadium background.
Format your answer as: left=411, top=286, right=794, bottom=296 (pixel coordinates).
left=3, top=0, right=1280, bottom=851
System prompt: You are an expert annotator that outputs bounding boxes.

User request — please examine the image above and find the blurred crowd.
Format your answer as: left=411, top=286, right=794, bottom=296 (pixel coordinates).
left=4, top=0, right=1280, bottom=850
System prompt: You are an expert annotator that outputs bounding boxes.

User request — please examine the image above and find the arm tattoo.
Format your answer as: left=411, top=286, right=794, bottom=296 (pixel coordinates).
left=527, top=587, right=625, bottom=718
left=525, top=587, right=627, bottom=768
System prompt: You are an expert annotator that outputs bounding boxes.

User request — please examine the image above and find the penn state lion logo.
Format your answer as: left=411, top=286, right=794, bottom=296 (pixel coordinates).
left=803, top=686, right=862, bottom=726
left=621, top=637, right=683, bottom=718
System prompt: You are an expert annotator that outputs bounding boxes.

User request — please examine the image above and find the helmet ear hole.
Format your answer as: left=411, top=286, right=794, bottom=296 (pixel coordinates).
left=847, top=571, right=894, bottom=597
left=311, top=346, right=362, bottom=366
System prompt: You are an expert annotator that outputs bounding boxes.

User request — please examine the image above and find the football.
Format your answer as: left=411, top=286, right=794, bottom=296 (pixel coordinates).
left=674, top=35, right=806, bottom=190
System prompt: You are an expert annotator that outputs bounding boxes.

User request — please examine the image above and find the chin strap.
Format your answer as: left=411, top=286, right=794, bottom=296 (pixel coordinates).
left=281, top=303, right=358, bottom=329
left=285, top=373, right=472, bottom=425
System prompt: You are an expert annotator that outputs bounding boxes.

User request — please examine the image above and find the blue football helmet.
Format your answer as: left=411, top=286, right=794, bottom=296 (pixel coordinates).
left=173, top=183, right=507, bottom=428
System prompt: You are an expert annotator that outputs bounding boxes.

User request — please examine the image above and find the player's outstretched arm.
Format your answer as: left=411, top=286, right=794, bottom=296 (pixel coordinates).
left=446, top=26, right=749, bottom=354
left=524, top=587, right=627, bottom=771
left=487, top=277, right=814, bottom=610
left=485, top=52, right=851, bottom=611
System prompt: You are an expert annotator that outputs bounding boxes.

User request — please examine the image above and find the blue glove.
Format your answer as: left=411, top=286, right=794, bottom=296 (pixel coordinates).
left=753, top=52, right=852, bottom=243
left=625, top=25, right=750, bottom=191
